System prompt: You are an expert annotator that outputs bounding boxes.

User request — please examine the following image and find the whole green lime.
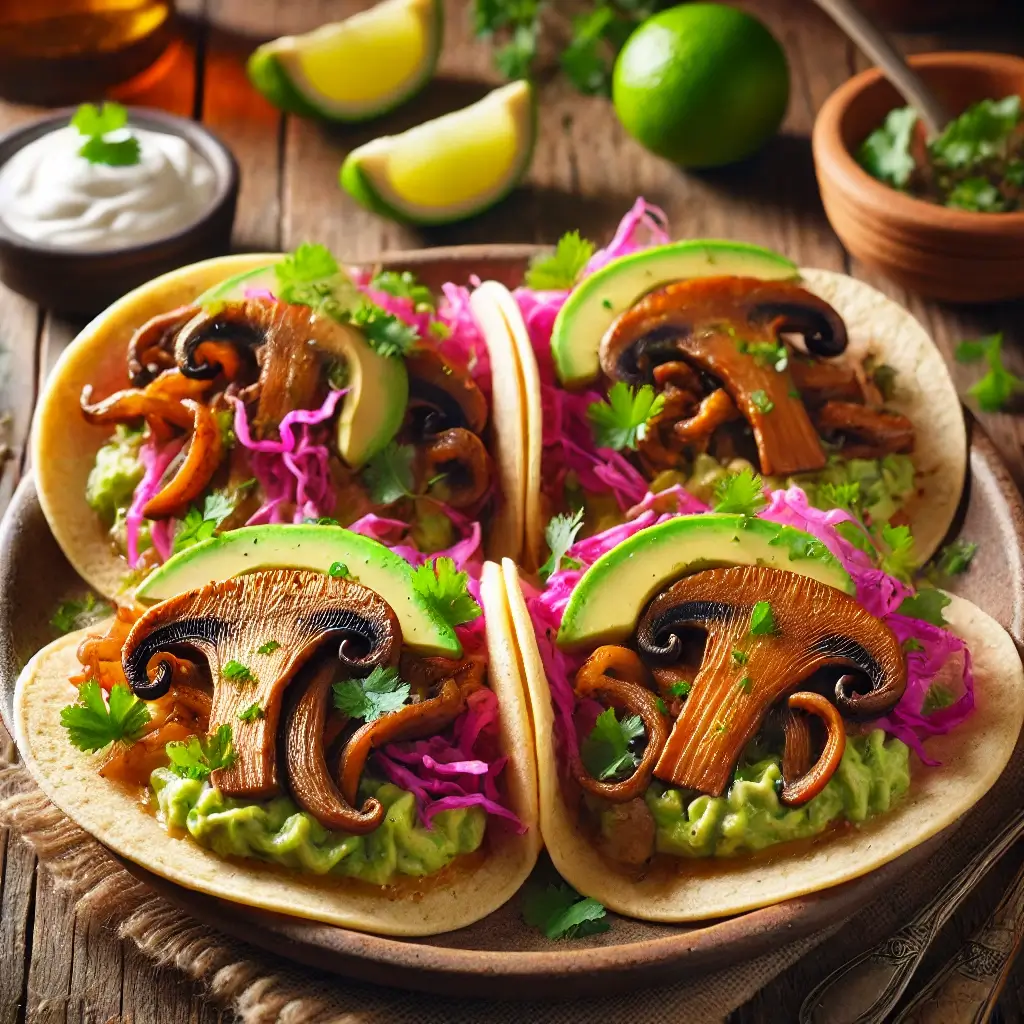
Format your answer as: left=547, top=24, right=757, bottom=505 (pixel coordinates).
left=612, top=3, right=790, bottom=168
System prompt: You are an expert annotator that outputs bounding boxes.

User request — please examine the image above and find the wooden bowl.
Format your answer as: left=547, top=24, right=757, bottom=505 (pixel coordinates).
left=0, top=108, right=238, bottom=318
left=2, top=247, right=1023, bottom=998
left=812, top=52, right=1024, bottom=302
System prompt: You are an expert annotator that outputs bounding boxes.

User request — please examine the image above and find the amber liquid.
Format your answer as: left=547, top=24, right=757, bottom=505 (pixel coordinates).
left=0, top=0, right=175, bottom=104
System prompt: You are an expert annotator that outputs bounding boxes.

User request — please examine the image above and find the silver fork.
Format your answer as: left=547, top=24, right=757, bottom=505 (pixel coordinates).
left=799, top=806, right=1024, bottom=1024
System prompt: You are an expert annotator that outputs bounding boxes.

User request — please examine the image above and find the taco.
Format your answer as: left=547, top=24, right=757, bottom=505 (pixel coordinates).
left=494, top=200, right=966, bottom=571
left=33, top=245, right=528, bottom=600
left=15, top=531, right=539, bottom=936
left=501, top=492, right=1023, bottom=921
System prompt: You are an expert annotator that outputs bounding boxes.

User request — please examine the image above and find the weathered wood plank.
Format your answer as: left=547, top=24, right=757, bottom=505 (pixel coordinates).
left=25, top=875, right=74, bottom=1024
left=0, top=833, right=36, bottom=1024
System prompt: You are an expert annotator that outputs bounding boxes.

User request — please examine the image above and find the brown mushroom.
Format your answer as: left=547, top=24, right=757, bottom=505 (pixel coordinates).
left=812, top=401, right=915, bottom=458
left=121, top=570, right=400, bottom=799
left=599, top=277, right=851, bottom=475
left=127, top=305, right=198, bottom=387
left=405, top=348, right=488, bottom=437
left=635, top=565, right=905, bottom=797
left=570, top=645, right=669, bottom=803
left=779, top=691, right=846, bottom=806
left=421, top=428, right=492, bottom=508
left=672, top=388, right=740, bottom=446
left=789, top=357, right=864, bottom=405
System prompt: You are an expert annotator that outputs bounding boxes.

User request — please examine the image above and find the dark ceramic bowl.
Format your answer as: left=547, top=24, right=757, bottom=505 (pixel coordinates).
left=0, top=107, right=238, bottom=318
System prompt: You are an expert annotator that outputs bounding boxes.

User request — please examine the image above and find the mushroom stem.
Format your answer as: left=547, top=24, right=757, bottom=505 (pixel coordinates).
left=780, top=691, right=846, bottom=806
left=636, top=566, right=905, bottom=797
left=127, top=305, right=197, bottom=387
left=422, top=428, right=492, bottom=508
left=570, top=646, right=669, bottom=804
left=284, top=659, right=384, bottom=833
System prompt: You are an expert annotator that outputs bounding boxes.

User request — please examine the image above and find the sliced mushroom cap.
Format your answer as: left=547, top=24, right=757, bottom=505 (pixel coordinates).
left=405, top=349, right=488, bottom=437
left=635, top=565, right=905, bottom=797
left=121, top=569, right=401, bottom=799
left=127, top=305, right=198, bottom=387
left=599, top=277, right=851, bottom=475
left=421, top=427, right=492, bottom=508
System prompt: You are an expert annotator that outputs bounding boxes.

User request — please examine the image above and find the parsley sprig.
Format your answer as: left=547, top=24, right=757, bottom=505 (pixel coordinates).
left=173, top=491, right=237, bottom=554
left=538, top=508, right=584, bottom=581
left=60, top=680, right=151, bottom=752
left=411, top=557, right=482, bottom=627
left=166, top=725, right=236, bottom=780
left=712, top=467, right=767, bottom=517
left=332, top=665, right=411, bottom=722
left=524, top=231, right=595, bottom=290
left=955, top=333, right=1023, bottom=413
left=71, top=102, right=140, bottom=167
left=581, top=707, right=644, bottom=780
left=523, top=882, right=609, bottom=940
left=587, top=382, right=664, bottom=451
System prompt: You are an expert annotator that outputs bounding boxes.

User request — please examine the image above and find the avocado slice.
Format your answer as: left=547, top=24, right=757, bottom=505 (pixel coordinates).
left=550, top=240, right=799, bottom=387
left=136, top=524, right=462, bottom=657
left=194, top=266, right=409, bottom=469
left=556, top=514, right=853, bottom=651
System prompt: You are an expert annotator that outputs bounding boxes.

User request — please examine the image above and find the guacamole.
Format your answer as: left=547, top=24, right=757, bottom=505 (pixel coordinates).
left=638, top=730, right=910, bottom=858
left=152, top=770, right=486, bottom=884
left=85, top=425, right=144, bottom=525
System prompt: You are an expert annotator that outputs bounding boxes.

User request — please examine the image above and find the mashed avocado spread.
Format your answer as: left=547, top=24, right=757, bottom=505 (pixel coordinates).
left=151, top=770, right=486, bottom=884
left=638, top=730, right=910, bottom=858
left=86, top=425, right=144, bottom=525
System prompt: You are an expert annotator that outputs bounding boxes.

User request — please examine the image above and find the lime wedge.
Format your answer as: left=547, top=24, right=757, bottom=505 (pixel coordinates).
left=247, top=0, right=442, bottom=122
left=340, top=80, right=536, bottom=225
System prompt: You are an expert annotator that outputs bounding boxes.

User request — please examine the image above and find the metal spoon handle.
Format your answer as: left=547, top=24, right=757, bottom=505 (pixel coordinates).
left=799, top=806, right=1024, bottom=1024
left=893, top=859, right=1024, bottom=1024
left=810, top=0, right=950, bottom=136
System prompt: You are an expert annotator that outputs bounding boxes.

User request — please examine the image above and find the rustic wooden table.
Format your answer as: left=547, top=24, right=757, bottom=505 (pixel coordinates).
left=2, top=1, right=1024, bottom=1020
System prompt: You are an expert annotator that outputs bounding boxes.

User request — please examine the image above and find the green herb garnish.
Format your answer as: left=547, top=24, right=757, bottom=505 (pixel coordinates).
left=410, top=557, right=482, bottom=626
left=539, top=508, right=584, bottom=581
left=166, top=725, right=236, bottom=781
left=524, top=231, right=595, bottom=289
left=750, top=389, right=774, bottom=413
left=897, top=589, right=951, bottom=627
left=238, top=703, right=264, bottom=723
left=712, top=467, right=767, bottom=517
left=749, top=600, right=777, bottom=636
left=60, top=681, right=150, bottom=752
left=581, top=707, right=644, bottom=781
left=522, top=883, right=609, bottom=940
left=329, top=561, right=350, bottom=578
left=668, top=680, right=691, bottom=698
left=173, top=491, right=236, bottom=554
left=955, top=333, right=1023, bottom=413
left=731, top=649, right=749, bottom=665
left=256, top=640, right=281, bottom=655
left=71, top=102, right=141, bottom=167
left=332, top=665, right=410, bottom=723
left=361, top=441, right=416, bottom=505
left=587, top=382, right=665, bottom=451
left=369, top=269, right=434, bottom=310
left=222, top=660, right=256, bottom=686
left=50, top=592, right=112, bottom=635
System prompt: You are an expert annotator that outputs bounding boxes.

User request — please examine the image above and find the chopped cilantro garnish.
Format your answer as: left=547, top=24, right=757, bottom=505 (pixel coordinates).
left=749, top=600, right=777, bottom=636
left=361, top=441, right=415, bottom=505
left=877, top=523, right=916, bottom=584
left=903, top=638, right=925, bottom=653
left=524, top=231, right=595, bottom=290
left=769, top=531, right=830, bottom=563
left=522, top=883, right=609, bottom=941
left=739, top=338, right=788, bottom=372
left=539, top=508, right=584, bottom=581
left=411, top=557, right=482, bottom=626
left=349, top=302, right=419, bottom=359
left=922, top=683, right=956, bottom=714
left=750, top=389, right=774, bottom=413
left=50, top=592, right=112, bottom=635
left=857, top=106, right=918, bottom=188
left=817, top=481, right=863, bottom=517
left=656, top=697, right=668, bottom=715
left=166, top=725, right=236, bottom=781
left=369, top=269, right=434, bottom=310
left=712, top=467, right=767, bottom=517
left=329, top=561, right=350, bottom=578
left=60, top=680, right=150, bottom=752
left=332, top=665, right=410, bottom=723
left=897, top=588, right=950, bottom=627
left=714, top=720, right=729, bottom=735
left=173, top=491, right=236, bottom=554
left=581, top=707, right=644, bottom=781
left=947, top=177, right=1006, bottom=213
left=71, top=102, right=141, bottom=167
left=222, top=660, right=256, bottom=686
left=305, top=516, right=341, bottom=526
left=737, top=676, right=752, bottom=693
left=668, top=680, right=691, bottom=698
left=238, top=703, right=263, bottom=723
left=935, top=539, right=978, bottom=578
left=955, top=333, right=1023, bottom=413
left=731, top=649, right=749, bottom=665
left=256, top=640, right=281, bottom=655
left=931, top=95, right=1021, bottom=170
left=587, top=382, right=665, bottom=451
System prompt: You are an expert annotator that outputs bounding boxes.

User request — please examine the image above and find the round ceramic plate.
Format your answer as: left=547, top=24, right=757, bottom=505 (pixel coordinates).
left=2, top=247, right=1022, bottom=1000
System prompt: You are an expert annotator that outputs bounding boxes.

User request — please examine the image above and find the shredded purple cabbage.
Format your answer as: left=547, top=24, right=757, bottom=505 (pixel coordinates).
left=527, top=488, right=976, bottom=767
left=125, top=438, right=183, bottom=568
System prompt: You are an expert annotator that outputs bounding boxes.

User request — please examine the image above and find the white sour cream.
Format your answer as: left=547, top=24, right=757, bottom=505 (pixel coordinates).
left=0, top=125, right=217, bottom=251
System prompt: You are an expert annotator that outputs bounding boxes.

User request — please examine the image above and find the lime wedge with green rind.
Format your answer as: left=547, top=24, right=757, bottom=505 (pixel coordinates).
left=247, top=0, right=443, bottom=123
left=340, top=80, right=536, bottom=225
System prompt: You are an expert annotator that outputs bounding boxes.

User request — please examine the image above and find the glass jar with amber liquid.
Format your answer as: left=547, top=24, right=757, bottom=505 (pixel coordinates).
left=0, top=0, right=175, bottom=105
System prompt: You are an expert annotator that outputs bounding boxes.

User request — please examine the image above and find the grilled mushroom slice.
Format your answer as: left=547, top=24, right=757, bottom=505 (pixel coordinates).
left=422, top=427, right=492, bottom=508
left=406, top=348, right=488, bottom=438
left=635, top=565, right=905, bottom=798
left=122, top=569, right=400, bottom=799
left=813, top=401, right=915, bottom=459
left=127, top=306, right=198, bottom=387
left=599, top=277, right=851, bottom=475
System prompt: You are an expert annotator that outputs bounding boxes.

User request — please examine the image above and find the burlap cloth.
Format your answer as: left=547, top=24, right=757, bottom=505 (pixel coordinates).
left=3, top=723, right=1023, bottom=1024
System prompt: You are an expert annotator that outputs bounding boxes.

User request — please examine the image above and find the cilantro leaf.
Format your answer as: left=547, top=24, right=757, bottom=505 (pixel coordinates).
left=857, top=106, right=918, bottom=188
left=369, top=270, right=434, bottom=310
left=750, top=389, right=774, bottom=413
left=712, top=467, right=767, bottom=517
left=897, top=588, right=951, bottom=626
left=495, top=23, right=538, bottom=78
left=903, top=638, right=925, bottom=653
left=955, top=333, right=1024, bottom=413
left=329, top=561, right=350, bottom=578
left=946, top=177, right=1007, bottom=213
left=60, top=680, right=151, bottom=752
left=538, top=508, right=584, bottom=581
left=238, top=703, right=263, bottom=722
left=582, top=707, right=644, bottom=781
left=523, top=882, right=609, bottom=940
left=361, top=441, right=416, bottom=504
left=173, top=491, right=237, bottom=554
left=668, top=680, right=691, bottom=698
left=936, top=539, right=977, bottom=578
left=749, top=600, right=777, bottom=636
left=332, top=665, right=411, bottom=722
left=929, top=95, right=1021, bottom=170
left=350, top=303, right=419, bottom=359
left=877, top=523, right=917, bottom=583
left=731, top=648, right=749, bottom=665
left=737, top=676, right=752, bottom=693
left=166, top=725, right=236, bottom=780
left=222, top=660, right=256, bottom=686
left=525, top=231, right=596, bottom=290
left=739, top=338, right=789, bottom=371
left=50, top=592, right=112, bottom=635
left=411, top=557, right=482, bottom=626
left=587, top=382, right=664, bottom=451
left=922, top=683, right=956, bottom=714
left=256, top=640, right=281, bottom=655
left=70, top=102, right=141, bottom=167
left=560, top=7, right=616, bottom=95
